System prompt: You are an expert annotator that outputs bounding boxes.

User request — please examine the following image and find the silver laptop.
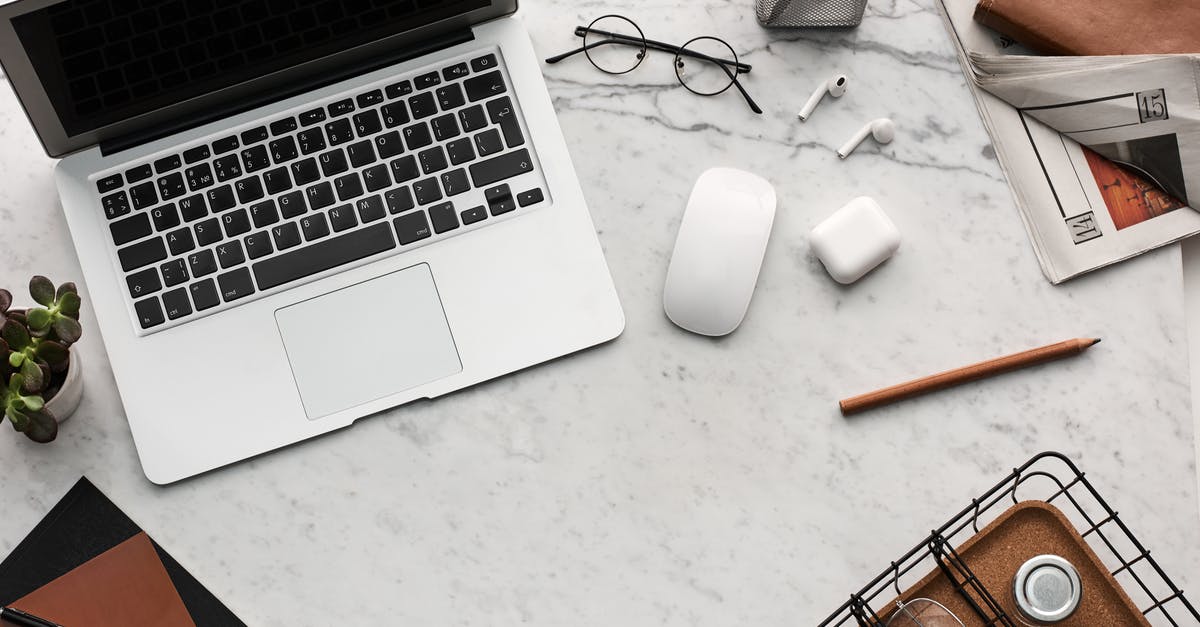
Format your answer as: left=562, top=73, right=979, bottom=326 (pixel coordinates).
left=0, top=0, right=624, bottom=483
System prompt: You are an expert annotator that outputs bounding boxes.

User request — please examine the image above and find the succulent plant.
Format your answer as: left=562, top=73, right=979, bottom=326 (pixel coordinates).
left=0, top=276, right=84, bottom=443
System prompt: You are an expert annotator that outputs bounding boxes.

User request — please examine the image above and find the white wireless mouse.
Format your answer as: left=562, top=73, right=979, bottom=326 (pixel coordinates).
left=664, top=167, right=777, bottom=336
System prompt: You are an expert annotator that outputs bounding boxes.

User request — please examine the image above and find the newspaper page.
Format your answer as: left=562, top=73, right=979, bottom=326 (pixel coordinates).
left=936, top=0, right=1200, bottom=283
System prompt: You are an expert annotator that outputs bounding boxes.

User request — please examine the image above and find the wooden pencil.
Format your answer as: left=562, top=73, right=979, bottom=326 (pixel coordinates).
left=839, top=338, right=1100, bottom=416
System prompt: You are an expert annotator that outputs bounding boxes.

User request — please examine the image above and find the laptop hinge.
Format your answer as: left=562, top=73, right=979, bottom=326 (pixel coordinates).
left=99, top=28, right=475, bottom=157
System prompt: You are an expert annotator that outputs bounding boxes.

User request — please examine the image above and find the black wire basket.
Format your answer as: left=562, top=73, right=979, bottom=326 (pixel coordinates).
left=818, top=451, right=1200, bottom=626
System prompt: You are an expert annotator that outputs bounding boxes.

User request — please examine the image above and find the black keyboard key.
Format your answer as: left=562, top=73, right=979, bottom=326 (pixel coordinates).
left=218, top=268, right=255, bottom=302
left=461, top=205, right=487, bottom=225
left=166, top=227, right=195, bottom=255
left=126, top=267, right=161, bottom=298
left=263, top=167, right=293, bottom=194
left=487, top=97, right=524, bottom=148
left=409, top=92, right=437, bottom=119
left=234, top=176, right=265, bottom=204
left=428, top=201, right=459, bottom=234
left=183, top=145, right=210, bottom=164
left=415, top=71, right=440, bottom=90
left=443, top=62, right=470, bottom=82
left=362, top=164, right=390, bottom=192
left=328, top=98, right=355, bottom=117
left=436, top=83, right=465, bottom=111
left=212, top=135, right=239, bottom=154
left=216, top=240, right=245, bottom=268
left=157, top=173, right=185, bottom=200
left=346, top=140, right=376, bottom=168
left=301, top=213, right=330, bottom=241
left=222, top=209, right=251, bottom=237
left=390, top=155, right=420, bottom=183
left=111, top=213, right=152, bottom=246
left=440, top=168, right=470, bottom=197
left=431, top=114, right=459, bottom=141
left=135, top=296, right=165, bottom=329
left=353, top=109, right=382, bottom=137
left=185, top=163, right=215, bottom=191
left=518, top=188, right=545, bottom=207
left=96, top=174, right=123, bottom=193
left=269, top=136, right=299, bottom=164
left=130, top=182, right=158, bottom=210
left=255, top=222, right=396, bottom=290
left=413, top=177, right=442, bottom=205
left=356, top=195, right=386, bottom=223
left=101, top=191, right=131, bottom=219
left=190, top=279, right=220, bottom=311
left=485, top=183, right=515, bottom=216
left=162, top=288, right=192, bottom=320
left=334, top=172, right=364, bottom=201
left=244, top=231, right=273, bottom=259
left=374, top=131, right=404, bottom=159
left=418, top=147, right=448, bottom=175
left=382, top=102, right=409, bottom=128
left=161, top=259, right=189, bottom=287
left=126, top=164, right=153, bottom=183
left=154, top=154, right=182, bottom=173
left=240, top=126, right=268, bottom=145
left=194, top=218, right=222, bottom=246
left=325, top=118, right=354, bottom=145
left=306, top=182, right=335, bottom=210
left=278, top=191, right=306, bottom=219
left=270, top=117, right=298, bottom=136
left=178, top=194, right=207, bottom=221
left=470, top=53, right=497, bottom=73
left=403, top=122, right=433, bottom=150
left=151, top=203, right=181, bottom=231
left=394, top=211, right=431, bottom=245
left=299, top=108, right=326, bottom=126
left=328, top=205, right=358, bottom=232
left=458, top=104, right=487, bottom=132
left=446, top=138, right=475, bottom=165
left=385, top=80, right=412, bottom=99
left=206, top=184, right=236, bottom=212
left=357, top=89, right=384, bottom=108
left=271, top=221, right=302, bottom=250
left=319, top=149, right=349, bottom=176
left=465, top=70, right=506, bottom=102
left=250, top=199, right=280, bottom=228
left=297, top=128, right=326, bottom=154
left=291, top=157, right=320, bottom=185
left=241, top=145, right=271, bottom=172
left=470, top=149, right=533, bottom=187
left=474, top=128, right=503, bottom=157
left=385, top=187, right=414, bottom=214
left=213, top=154, right=242, bottom=181
left=118, top=237, right=168, bottom=271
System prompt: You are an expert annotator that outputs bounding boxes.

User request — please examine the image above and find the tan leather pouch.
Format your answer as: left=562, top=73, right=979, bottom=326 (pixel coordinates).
left=973, top=0, right=1200, bottom=55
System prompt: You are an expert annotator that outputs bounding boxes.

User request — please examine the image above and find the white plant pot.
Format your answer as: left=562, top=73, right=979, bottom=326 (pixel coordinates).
left=45, top=351, right=83, bottom=423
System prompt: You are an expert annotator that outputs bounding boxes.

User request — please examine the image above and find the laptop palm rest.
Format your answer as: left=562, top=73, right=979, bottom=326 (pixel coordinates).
left=275, top=263, right=462, bottom=420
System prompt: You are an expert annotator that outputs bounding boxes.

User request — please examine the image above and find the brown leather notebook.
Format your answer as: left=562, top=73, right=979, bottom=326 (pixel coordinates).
left=973, top=0, right=1200, bottom=56
left=9, top=532, right=195, bottom=627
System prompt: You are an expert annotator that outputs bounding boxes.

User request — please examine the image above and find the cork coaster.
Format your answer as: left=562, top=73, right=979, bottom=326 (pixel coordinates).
left=882, top=500, right=1147, bottom=626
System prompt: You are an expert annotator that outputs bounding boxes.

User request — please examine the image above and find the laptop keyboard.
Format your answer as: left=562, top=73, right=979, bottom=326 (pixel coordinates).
left=93, top=50, right=546, bottom=332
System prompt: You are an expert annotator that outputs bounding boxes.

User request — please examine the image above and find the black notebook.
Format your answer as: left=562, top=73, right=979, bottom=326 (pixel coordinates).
left=0, top=477, right=244, bottom=626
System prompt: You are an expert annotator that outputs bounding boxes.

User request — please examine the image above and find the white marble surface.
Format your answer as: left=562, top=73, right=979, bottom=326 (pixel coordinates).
left=1, top=1, right=1198, bottom=625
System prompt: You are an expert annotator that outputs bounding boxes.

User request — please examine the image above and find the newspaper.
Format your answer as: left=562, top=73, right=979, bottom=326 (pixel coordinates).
left=936, top=0, right=1200, bottom=283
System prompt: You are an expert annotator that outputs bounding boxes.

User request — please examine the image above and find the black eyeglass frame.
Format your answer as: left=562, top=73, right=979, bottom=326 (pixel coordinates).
left=544, top=15, right=763, bottom=114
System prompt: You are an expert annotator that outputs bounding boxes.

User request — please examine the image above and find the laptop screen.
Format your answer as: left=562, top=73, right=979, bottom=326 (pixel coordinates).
left=0, top=0, right=512, bottom=157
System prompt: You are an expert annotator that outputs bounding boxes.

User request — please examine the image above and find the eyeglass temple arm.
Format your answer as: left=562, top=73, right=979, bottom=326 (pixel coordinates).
left=562, top=26, right=753, bottom=73
left=544, top=39, right=614, bottom=64
left=711, top=56, right=763, bottom=115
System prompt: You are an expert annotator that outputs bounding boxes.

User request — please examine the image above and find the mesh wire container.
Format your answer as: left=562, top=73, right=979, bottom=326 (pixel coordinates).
left=756, top=0, right=869, bottom=28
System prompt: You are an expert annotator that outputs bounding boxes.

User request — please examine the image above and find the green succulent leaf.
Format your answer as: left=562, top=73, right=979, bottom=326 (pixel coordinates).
left=21, top=394, right=44, bottom=412
left=37, top=341, right=69, bottom=371
left=0, top=289, right=10, bottom=314
left=23, top=408, right=56, bottom=443
left=58, top=292, right=81, bottom=319
left=29, top=276, right=55, bottom=307
left=19, top=358, right=44, bottom=393
left=1, top=319, right=30, bottom=350
left=52, top=316, right=82, bottom=344
left=6, top=405, right=29, bottom=431
left=8, top=373, right=22, bottom=394
left=26, top=307, right=52, bottom=332
left=55, top=282, right=77, bottom=301
left=9, top=352, right=23, bottom=368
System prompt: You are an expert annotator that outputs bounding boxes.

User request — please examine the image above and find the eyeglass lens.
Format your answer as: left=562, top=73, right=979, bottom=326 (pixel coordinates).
left=675, top=36, right=739, bottom=96
left=583, top=15, right=646, bottom=75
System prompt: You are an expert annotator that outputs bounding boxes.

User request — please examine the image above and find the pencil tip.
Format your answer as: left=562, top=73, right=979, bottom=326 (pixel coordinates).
left=1089, top=338, right=1101, bottom=346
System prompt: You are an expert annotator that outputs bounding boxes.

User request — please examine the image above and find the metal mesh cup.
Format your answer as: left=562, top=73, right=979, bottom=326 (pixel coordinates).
left=755, top=0, right=869, bottom=28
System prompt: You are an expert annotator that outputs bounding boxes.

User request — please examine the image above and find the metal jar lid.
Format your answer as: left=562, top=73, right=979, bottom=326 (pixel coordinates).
left=1013, top=554, right=1082, bottom=623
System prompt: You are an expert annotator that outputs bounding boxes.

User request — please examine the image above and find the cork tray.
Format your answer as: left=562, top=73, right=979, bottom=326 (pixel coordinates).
left=884, top=500, right=1148, bottom=626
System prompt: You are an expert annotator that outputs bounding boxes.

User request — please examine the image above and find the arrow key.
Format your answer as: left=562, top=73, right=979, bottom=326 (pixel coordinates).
left=464, top=70, right=506, bottom=102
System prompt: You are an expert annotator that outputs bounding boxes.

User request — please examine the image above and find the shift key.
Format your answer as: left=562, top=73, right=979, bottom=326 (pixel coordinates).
left=468, top=148, right=532, bottom=188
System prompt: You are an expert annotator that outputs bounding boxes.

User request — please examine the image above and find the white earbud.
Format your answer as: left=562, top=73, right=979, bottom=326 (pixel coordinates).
left=837, top=118, right=895, bottom=159
left=797, top=74, right=848, bottom=122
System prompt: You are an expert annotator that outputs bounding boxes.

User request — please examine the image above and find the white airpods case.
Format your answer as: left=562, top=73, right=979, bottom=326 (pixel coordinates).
left=810, top=196, right=900, bottom=284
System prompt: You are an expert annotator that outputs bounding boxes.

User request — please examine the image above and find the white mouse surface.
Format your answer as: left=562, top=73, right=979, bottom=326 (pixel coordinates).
left=810, top=196, right=901, bottom=284
left=664, top=167, right=777, bottom=336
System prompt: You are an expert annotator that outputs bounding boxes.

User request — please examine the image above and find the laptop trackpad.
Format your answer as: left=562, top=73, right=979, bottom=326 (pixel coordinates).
left=275, top=263, right=462, bottom=419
